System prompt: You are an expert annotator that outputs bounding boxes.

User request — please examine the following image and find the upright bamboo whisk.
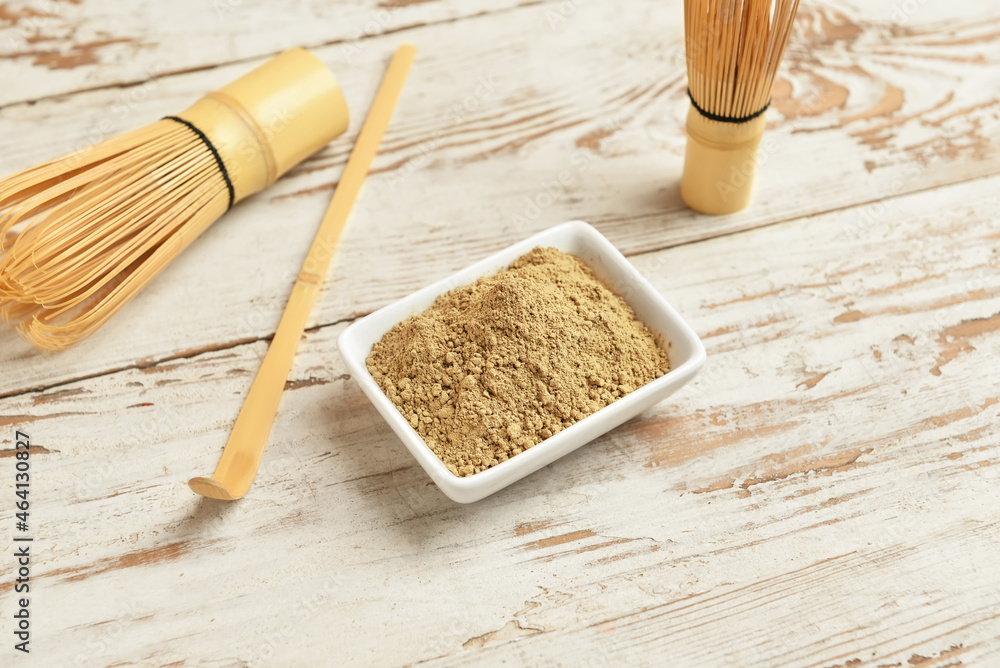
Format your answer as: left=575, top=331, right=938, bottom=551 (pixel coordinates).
left=0, top=48, right=349, bottom=350
left=681, top=0, right=801, bottom=214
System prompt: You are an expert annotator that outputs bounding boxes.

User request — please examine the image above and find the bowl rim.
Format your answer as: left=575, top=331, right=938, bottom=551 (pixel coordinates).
left=338, top=220, right=706, bottom=495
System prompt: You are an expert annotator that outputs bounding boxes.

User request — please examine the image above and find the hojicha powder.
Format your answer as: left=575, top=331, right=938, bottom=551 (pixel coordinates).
left=366, top=247, right=670, bottom=477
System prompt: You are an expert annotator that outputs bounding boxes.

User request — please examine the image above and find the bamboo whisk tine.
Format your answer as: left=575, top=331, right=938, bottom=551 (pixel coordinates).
left=684, top=0, right=799, bottom=119
left=0, top=121, right=230, bottom=350
left=680, top=0, right=801, bottom=215
left=0, top=47, right=350, bottom=351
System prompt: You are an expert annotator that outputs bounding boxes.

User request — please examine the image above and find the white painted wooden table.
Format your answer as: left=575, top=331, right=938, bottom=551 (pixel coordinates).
left=2, top=1, right=999, bottom=666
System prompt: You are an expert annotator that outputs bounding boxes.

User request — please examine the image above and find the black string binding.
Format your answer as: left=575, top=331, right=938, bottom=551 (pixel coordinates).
left=163, top=116, right=235, bottom=210
left=687, top=89, right=770, bottom=124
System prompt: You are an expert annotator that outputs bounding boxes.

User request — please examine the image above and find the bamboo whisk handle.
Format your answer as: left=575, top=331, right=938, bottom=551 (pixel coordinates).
left=176, top=48, right=350, bottom=205
left=680, top=104, right=768, bottom=215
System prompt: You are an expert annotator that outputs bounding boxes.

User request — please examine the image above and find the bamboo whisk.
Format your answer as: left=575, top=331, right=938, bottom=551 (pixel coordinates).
left=0, top=48, right=349, bottom=350
left=681, top=0, right=801, bottom=214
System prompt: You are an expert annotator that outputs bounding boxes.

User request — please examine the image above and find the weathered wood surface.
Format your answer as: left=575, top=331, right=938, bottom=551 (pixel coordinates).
left=0, top=0, right=535, bottom=107
left=4, top=171, right=999, bottom=667
left=1, top=0, right=999, bottom=396
left=1, top=0, right=1000, bottom=666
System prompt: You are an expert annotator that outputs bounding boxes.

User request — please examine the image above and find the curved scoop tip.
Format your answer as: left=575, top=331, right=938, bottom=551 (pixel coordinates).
left=189, top=476, right=243, bottom=501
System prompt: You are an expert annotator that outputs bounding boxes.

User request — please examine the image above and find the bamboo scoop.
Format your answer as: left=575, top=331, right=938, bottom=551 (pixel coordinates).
left=189, top=43, right=417, bottom=501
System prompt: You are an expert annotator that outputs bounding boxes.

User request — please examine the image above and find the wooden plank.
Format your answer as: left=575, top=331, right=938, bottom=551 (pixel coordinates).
left=0, top=0, right=534, bottom=107
left=3, top=171, right=998, bottom=665
left=2, top=0, right=1000, bottom=398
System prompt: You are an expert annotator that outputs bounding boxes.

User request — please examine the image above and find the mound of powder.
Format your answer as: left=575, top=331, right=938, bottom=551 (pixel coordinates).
left=366, top=247, right=670, bottom=477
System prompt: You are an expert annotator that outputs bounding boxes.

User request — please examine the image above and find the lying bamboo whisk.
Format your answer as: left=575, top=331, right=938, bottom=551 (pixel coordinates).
left=0, top=48, right=349, bottom=350
left=681, top=0, right=801, bottom=214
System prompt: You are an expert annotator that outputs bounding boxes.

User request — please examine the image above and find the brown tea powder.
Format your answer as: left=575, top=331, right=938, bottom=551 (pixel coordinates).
left=366, top=247, right=670, bottom=477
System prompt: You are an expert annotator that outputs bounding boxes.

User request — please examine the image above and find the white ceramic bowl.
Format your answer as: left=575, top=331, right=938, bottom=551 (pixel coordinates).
left=338, top=221, right=705, bottom=503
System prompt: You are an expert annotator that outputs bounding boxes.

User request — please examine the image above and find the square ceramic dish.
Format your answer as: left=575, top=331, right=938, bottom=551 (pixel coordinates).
left=338, top=221, right=706, bottom=503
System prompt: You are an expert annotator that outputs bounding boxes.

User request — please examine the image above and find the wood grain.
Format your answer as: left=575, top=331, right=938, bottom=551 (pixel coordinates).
left=1, top=0, right=999, bottom=665
left=2, top=171, right=998, bottom=666
left=0, top=0, right=535, bottom=107
left=1, top=0, right=999, bottom=398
